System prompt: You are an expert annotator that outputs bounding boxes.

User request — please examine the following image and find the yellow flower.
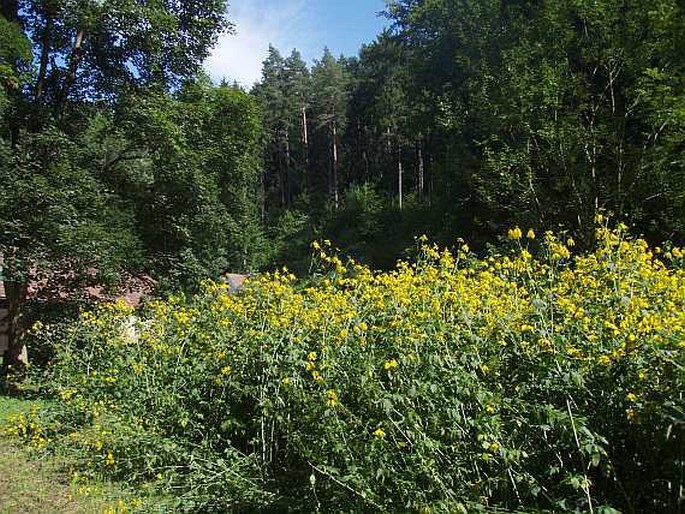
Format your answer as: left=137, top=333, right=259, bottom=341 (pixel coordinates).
left=307, top=351, right=318, bottom=361
left=508, top=227, right=523, bottom=240
left=526, top=229, right=536, bottom=239
left=626, top=393, right=637, bottom=403
left=105, top=451, right=115, bottom=466
left=373, top=428, right=386, bottom=438
left=312, top=371, right=323, bottom=382
left=384, top=359, right=399, bottom=371
left=598, top=355, right=612, bottom=366
left=326, top=389, right=339, bottom=407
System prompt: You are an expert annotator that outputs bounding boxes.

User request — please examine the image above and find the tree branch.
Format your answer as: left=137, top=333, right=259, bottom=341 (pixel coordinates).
left=58, top=26, right=85, bottom=109
left=34, top=6, right=56, bottom=100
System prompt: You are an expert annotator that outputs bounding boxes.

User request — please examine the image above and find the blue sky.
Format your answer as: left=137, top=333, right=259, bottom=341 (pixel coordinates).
left=205, top=0, right=389, bottom=87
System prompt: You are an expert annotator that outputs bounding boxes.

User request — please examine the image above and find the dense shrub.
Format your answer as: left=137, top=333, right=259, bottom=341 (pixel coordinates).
left=7, top=222, right=684, bottom=512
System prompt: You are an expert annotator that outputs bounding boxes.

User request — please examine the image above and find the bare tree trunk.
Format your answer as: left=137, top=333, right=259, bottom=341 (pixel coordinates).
left=35, top=6, right=55, bottom=100
left=260, top=170, right=266, bottom=221
left=584, top=110, right=599, bottom=223
left=417, top=142, right=425, bottom=197
left=332, top=122, right=339, bottom=209
left=285, top=129, right=291, bottom=206
left=279, top=142, right=286, bottom=207
left=59, top=27, right=85, bottom=109
left=362, top=123, right=370, bottom=182
left=428, top=149, right=434, bottom=208
left=301, top=106, right=309, bottom=190
left=1, top=251, right=28, bottom=376
left=398, top=146, right=403, bottom=210
left=356, top=119, right=363, bottom=184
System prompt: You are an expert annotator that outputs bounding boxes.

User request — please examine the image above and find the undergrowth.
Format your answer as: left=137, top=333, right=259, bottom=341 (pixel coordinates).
left=6, top=220, right=684, bottom=513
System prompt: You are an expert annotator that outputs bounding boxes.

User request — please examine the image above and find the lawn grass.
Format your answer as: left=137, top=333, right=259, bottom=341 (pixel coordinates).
left=0, top=395, right=132, bottom=514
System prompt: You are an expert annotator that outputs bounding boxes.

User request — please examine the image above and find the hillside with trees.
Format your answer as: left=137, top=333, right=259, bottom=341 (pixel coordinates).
left=256, top=0, right=684, bottom=270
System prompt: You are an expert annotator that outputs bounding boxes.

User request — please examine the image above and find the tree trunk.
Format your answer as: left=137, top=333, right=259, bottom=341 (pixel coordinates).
left=397, top=146, right=403, bottom=210
left=59, top=27, right=85, bottom=109
left=35, top=6, right=55, bottom=100
left=332, top=122, right=339, bottom=209
left=260, top=170, right=266, bottom=221
left=417, top=142, right=425, bottom=197
left=363, top=123, right=370, bottom=181
left=301, top=105, right=309, bottom=190
left=278, top=137, right=286, bottom=207
left=428, top=149, right=434, bottom=208
left=284, top=129, right=291, bottom=206
left=584, top=110, right=599, bottom=227
left=1, top=251, right=28, bottom=376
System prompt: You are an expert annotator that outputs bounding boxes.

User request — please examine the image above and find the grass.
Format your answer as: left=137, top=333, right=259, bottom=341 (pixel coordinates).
left=0, top=395, right=132, bottom=514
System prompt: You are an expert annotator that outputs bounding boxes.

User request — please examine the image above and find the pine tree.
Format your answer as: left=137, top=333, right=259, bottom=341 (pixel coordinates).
left=311, top=48, right=349, bottom=209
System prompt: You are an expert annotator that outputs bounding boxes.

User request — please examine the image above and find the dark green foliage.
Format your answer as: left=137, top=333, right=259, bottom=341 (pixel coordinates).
left=0, top=2, right=265, bottom=372
left=384, top=0, right=685, bottom=240
left=0, top=123, right=144, bottom=279
left=115, top=80, right=265, bottom=289
left=255, top=1, right=683, bottom=266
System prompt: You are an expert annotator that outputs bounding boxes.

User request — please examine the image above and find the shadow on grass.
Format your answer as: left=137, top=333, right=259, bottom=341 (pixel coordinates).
left=0, top=395, right=139, bottom=514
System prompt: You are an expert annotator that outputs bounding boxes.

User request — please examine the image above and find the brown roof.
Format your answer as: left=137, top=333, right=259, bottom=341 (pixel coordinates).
left=0, top=274, right=154, bottom=308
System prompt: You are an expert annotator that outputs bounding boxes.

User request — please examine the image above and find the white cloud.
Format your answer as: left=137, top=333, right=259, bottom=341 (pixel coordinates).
left=205, top=0, right=321, bottom=88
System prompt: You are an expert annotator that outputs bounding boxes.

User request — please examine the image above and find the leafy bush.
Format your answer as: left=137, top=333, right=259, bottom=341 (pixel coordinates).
left=10, top=222, right=685, bottom=512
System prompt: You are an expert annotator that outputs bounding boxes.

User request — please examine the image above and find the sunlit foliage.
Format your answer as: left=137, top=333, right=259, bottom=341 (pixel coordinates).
left=9, top=223, right=684, bottom=512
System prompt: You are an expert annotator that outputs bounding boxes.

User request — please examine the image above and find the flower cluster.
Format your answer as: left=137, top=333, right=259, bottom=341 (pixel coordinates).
left=12, top=223, right=684, bottom=513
